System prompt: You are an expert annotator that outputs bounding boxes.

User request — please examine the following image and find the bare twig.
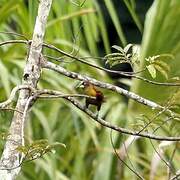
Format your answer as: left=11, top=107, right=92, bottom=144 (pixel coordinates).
left=168, top=142, right=178, bottom=179
left=42, top=43, right=180, bottom=87
left=0, top=85, right=34, bottom=108
left=3, top=87, right=177, bottom=141
left=117, top=135, right=140, bottom=179
left=0, top=31, right=29, bottom=41
left=110, top=130, right=144, bottom=180
left=171, top=170, right=180, bottom=180
left=0, top=108, right=23, bottom=115
left=0, top=39, right=30, bottom=47
left=1, top=39, right=180, bottom=87
left=149, top=139, right=176, bottom=179
left=64, top=96, right=180, bottom=141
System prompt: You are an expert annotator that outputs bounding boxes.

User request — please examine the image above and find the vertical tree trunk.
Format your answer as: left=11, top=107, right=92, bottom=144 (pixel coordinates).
left=0, top=0, right=52, bottom=179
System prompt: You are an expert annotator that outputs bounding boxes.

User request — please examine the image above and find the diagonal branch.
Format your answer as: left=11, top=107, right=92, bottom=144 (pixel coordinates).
left=1, top=39, right=180, bottom=87
left=3, top=87, right=178, bottom=142
left=64, top=96, right=180, bottom=141
left=42, top=61, right=163, bottom=109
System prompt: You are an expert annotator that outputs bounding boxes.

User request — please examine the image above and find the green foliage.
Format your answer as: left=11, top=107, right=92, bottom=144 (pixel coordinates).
left=16, top=140, right=66, bottom=162
left=129, top=0, right=180, bottom=108
left=103, top=0, right=127, bottom=46
left=105, top=44, right=139, bottom=67
left=145, top=54, right=174, bottom=79
left=70, top=0, right=87, bottom=7
left=0, top=0, right=179, bottom=180
left=128, top=1, right=180, bottom=178
left=123, top=0, right=143, bottom=33
left=0, top=0, right=119, bottom=178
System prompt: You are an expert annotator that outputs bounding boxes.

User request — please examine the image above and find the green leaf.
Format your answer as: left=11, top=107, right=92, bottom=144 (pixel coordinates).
left=155, top=53, right=174, bottom=61
left=48, top=142, right=66, bottom=149
left=0, top=0, right=19, bottom=23
left=124, top=43, right=133, bottom=53
left=95, top=2, right=111, bottom=54
left=147, top=64, right=156, bottom=78
left=16, top=145, right=28, bottom=154
left=103, top=0, right=127, bottom=46
left=31, top=139, right=49, bottom=147
left=112, top=45, right=124, bottom=53
left=154, top=60, right=170, bottom=72
left=154, top=64, right=168, bottom=79
left=110, top=59, right=129, bottom=67
left=123, top=0, right=143, bottom=33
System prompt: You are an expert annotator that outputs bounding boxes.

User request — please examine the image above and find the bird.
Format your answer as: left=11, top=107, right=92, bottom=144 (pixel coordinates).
left=80, top=81, right=105, bottom=116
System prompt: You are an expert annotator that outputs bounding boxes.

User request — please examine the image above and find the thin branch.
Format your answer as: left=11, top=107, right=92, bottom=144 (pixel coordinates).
left=0, top=31, right=29, bottom=41
left=35, top=89, right=96, bottom=100
left=0, top=39, right=30, bottom=47
left=1, top=39, right=179, bottom=87
left=121, top=136, right=140, bottom=176
left=136, top=105, right=171, bottom=135
left=43, top=61, right=180, bottom=121
left=168, top=142, right=178, bottom=179
left=117, top=135, right=141, bottom=179
left=44, top=54, right=75, bottom=63
left=43, top=61, right=162, bottom=109
left=64, top=96, right=180, bottom=141
left=0, top=85, right=34, bottom=108
left=45, top=54, right=146, bottom=74
left=42, top=42, right=180, bottom=87
left=149, top=139, right=176, bottom=176
left=6, top=87, right=178, bottom=141
left=0, top=108, right=23, bottom=115
left=171, top=170, right=180, bottom=180
left=110, top=130, right=144, bottom=180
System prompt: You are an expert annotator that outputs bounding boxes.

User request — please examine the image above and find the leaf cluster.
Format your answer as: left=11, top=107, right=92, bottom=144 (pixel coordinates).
left=145, top=54, right=174, bottom=79
left=104, top=44, right=139, bottom=67
left=16, top=139, right=66, bottom=162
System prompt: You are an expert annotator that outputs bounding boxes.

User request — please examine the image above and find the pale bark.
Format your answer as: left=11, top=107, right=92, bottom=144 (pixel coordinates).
left=0, top=0, right=52, bottom=179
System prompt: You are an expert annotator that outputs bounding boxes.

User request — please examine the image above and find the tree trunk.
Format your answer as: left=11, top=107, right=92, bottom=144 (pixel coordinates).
left=0, top=0, right=52, bottom=179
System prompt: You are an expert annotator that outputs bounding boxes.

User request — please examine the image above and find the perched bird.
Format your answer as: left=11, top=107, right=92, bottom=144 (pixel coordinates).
left=81, top=81, right=105, bottom=115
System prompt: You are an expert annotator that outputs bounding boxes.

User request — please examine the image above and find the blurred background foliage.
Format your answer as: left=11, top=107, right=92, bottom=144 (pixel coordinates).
left=0, top=0, right=179, bottom=179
